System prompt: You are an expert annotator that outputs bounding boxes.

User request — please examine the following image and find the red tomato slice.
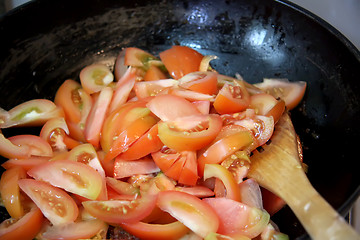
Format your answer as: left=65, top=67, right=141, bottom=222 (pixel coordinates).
left=42, top=219, right=108, bottom=240
left=203, top=197, right=270, bottom=238
left=203, top=164, right=241, bottom=202
left=124, top=47, right=159, bottom=69
left=18, top=179, right=78, bottom=225
left=254, top=78, right=306, bottom=110
left=197, top=128, right=254, bottom=176
left=120, top=123, right=163, bottom=161
left=79, top=63, right=114, bottom=94
left=0, top=133, right=30, bottom=159
left=82, top=190, right=158, bottom=224
left=214, top=82, right=250, bottom=114
left=159, top=46, right=204, bottom=79
left=106, top=177, right=139, bottom=196
left=157, top=114, right=223, bottom=151
left=261, top=188, right=286, bottom=216
left=249, top=93, right=285, bottom=123
left=0, top=99, right=64, bottom=128
left=1, top=156, right=50, bottom=171
left=146, top=94, right=201, bottom=122
left=178, top=71, right=218, bottom=95
left=144, top=65, right=168, bottom=81
left=134, top=79, right=178, bottom=99
left=0, top=206, right=44, bottom=240
left=168, top=88, right=215, bottom=102
left=84, top=87, right=113, bottom=148
left=157, top=190, right=219, bottom=238
left=238, top=179, right=263, bottom=210
left=0, top=167, right=27, bottom=219
left=9, top=134, right=53, bottom=157
left=113, top=157, right=160, bottom=179
left=28, top=160, right=104, bottom=200
left=120, top=221, right=189, bottom=240
left=175, top=186, right=214, bottom=198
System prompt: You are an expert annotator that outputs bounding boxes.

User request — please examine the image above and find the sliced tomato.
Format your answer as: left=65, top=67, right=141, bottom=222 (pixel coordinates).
left=144, top=65, right=168, bottom=81
left=249, top=93, right=285, bottom=123
left=114, top=48, right=127, bottom=81
left=232, top=115, right=274, bottom=147
left=254, top=78, right=306, bottom=110
left=18, top=179, right=78, bottom=225
left=175, top=186, right=214, bottom=198
left=82, top=189, right=158, bottom=224
left=106, top=177, right=139, bottom=195
left=157, top=190, right=219, bottom=238
left=28, top=159, right=104, bottom=200
left=146, top=94, right=201, bottom=122
left=119, top=123, right=163, bottom=160
left=197, top=127, right=254, bottom=176
left=0, top=99, right=64, bottom=128
left=157, top=114, right=222, bottom=151
left=113, top=157, right=160, bottom=179
left=238, top=179, right=263, bottom=209
left=120, top=221, right=189, bottom=240
left=192, top=100, right=211, bottom=115
left=203, top=197, right=270, bottom=238
left=178, top=71, right=218, bottom=95
left=213, top=82, right=250, bottom=114
left=79, top=63, right=114, bottom=94
left=1, top=156, right=50, bottom=171
left=41, top=219, right=108, bottom=240
left=159, top=46, right=204, bottom=79
left=124, top=47, right=159, bottom=70
left=134, top=79, right=177, bottom=99
left=0, top=167, right=27, bottom=219
left=261, top=188, right=286, bottom=216
left=203, top=164, right=241, bottom=202
left=168, top=88, right=215, bottom=102
left=9, top=134, right=53, bottom=157
left=0, top=133, right=30, bottom=159
left=0, top=206, right=44, bottom=240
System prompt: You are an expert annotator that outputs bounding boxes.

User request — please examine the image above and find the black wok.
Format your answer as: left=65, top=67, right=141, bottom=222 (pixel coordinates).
left=0, top=0, right=359, bottom=239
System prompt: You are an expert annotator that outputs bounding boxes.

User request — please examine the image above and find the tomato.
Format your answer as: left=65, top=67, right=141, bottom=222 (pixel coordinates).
left=0, top=132, right=30, bottom=159
left=157, top=190, right=219, bottom=238
left=9, top=134, right=53, bottom=157
left=203, top=164, right=241, bottom=202
left=1, top=156, right=50, bottom=171
left=144, top=65, right=168, bottom=81
left=158, top=114, right=222, bottom=151
left=204, top=232, right=251, bottom=240
left=0, top=167, right=27, bottom=219
left=0, top=206, right=44, bottom=240
left=175, top=186, right=214, bottom=198
left=232, top=115, right=274, bottom=147
left=109, top=67, right=137, bottom=113
left=159, top=46, right=204, bottom=79
left=192, top=100, right=211, bottom=114
left=0, top=99, right=64, bottom=128
left=120, top=221, right=189, bottom=240
left=238, top=179, right=263, bottom=209
left=146, top=94, right=201, bottom=121
left=82, top=189, right=158, bottom=224
left=220, top=150, right=251, bottom=184
left=119, top=123, right=163, bottom=160
left=54, top=79, right=84, bottom=124
left=197, top=128, right=254, bottom=176
left=214, top=82, right=251, bottom=114
left=79, top=63, right=114, bottom=94
left=114, top=48, right=127, bottom=81
left=203, top=197, right=270, bottom=238
left=106, top=177, right=139, bottom=195
left=168, top=88, right=215, bottom=102
left=261, top=188, right=286, bottom=216
left=28, top=159, right=104, bottom=200
left=113, top=157, right=160, bottom=179
left=124, top=47, right=159, bottom=70
left=249, top=93, right=285, bottom=123
left=84, top=87, right=113, bottom=148
left=254, top=78, right=306, bottom=110
left=134, top=79, right=178, bottom=99
left=41, top=219, right=108, bottom=240
left=104, top=114, right=158, bottom=162
left=18, top=179, right=78, bottom=225
left=178, top=71, right=218, bottom=95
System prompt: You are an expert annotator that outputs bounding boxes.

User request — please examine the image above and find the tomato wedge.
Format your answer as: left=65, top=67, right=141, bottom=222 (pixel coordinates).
left=113, top=157, right=160, bottom=179
left=120, top=221, right=189, bottom=240
left=28, top=160, right=104, bottom=200
left=157, top=114, right=223, bottom=151
left=144, top=65, right=168, bottom=81
left=0, top=133, right=30, bottom=159
left=159, top=46, right=204, bottom=79
left=178, top=71, right=218, bottom=95
left=0, top=206, right=44, bottom=240
left=79, top=63, right=114, bottom=94
left=8, top=134, right=53, bottom=157
left=18, top=179, right=78, bottom=225
left=214, top=81, right=250, bottom=114
left=157, top=190, right=219, bottom=238
left=0, top=167, right=27, bottom=219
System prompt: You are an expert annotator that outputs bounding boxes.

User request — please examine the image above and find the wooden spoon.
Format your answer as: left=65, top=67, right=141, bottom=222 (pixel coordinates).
left=248, top=112, right=360, bottom=239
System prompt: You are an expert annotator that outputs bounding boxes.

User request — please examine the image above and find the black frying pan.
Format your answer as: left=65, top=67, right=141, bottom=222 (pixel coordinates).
left=0, top=0, right=359, bottom=239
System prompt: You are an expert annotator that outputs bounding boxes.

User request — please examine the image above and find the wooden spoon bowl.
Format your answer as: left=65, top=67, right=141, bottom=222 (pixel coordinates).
left=248, top=112, right=359, bottom=239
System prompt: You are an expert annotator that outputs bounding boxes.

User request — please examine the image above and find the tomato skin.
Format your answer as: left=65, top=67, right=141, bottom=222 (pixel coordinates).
left=157, top=114, right=223, bottom=152
left=178, top=71, right=218, bottom=95
left=159, top=46, right=204, bottom=79
left=0, top=132, right=30, bottom=159
left=28, top=159, right=104, bottom=200
left=18, top=179, right=78, bottom=225
left=261, top=188, right=286, bottom=216
left=125, top=47, right=158, bottom=69
left=0, top=167, right=27, bottom=219
left=113, top=157, right=160, bottom=179
left=0, top=206, right=44, bottom=240
left=157, top=191, right=219, bottom=238
left=134, top=79, right=177, bottom=99
left=1, top=156, right=50, bottom=171
left=214, top=82, right=250, bottom=114
left=120, top=221, right=189, bottom=240
left=144, top=65, right=168, bottom=81
left=79, top=63, right=114, bottom=94
left=9, top=134, right=53, bottom=157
